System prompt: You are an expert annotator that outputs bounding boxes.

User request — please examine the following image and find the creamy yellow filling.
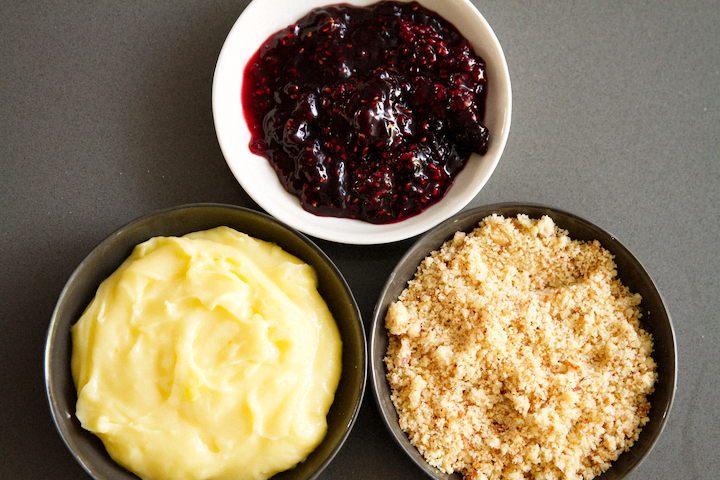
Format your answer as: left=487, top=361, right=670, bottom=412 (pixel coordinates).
left=71, top=226, right=342, bottom=480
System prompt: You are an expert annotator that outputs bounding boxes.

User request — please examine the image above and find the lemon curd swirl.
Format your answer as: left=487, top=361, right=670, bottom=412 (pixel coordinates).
left=71, top=227, right=342, bottom=480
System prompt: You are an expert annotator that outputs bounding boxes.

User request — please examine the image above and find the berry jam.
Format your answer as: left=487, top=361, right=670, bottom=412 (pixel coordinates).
left=242, top=1, right=489, bottom=224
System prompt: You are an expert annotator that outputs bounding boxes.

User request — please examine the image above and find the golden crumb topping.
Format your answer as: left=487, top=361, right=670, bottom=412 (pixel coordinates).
left=385, top=214, right=656, bottom=480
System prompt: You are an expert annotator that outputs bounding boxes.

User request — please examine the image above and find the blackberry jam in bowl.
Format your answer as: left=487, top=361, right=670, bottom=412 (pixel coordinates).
left=213, top=0, right=511, bottom=244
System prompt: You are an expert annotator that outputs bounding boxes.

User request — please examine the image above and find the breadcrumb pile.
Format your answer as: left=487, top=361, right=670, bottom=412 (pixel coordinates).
left=384, top=214, right=656, bottom=480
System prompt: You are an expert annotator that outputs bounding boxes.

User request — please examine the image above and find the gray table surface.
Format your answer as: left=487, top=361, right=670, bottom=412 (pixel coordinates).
left=2, top=1, right=718, bottom=479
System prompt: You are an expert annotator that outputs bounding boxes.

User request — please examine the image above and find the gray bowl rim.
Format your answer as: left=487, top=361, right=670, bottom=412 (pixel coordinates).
left=45, top=202, right=367, bottom=480
left=370, top=201, right=677, bottom=480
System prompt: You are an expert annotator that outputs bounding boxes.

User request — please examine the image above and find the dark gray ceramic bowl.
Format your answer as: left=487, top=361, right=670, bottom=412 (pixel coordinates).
left=371, top=203, right=676, bottom=480
left=45, top=204, right=366, bottom=480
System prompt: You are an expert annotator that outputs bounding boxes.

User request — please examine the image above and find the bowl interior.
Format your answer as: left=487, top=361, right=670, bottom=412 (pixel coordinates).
left=370, top=203, right=676, bottom=479
left=45, top=204, right=367, bottom=480
left=212, top=0, right=511, bottom=244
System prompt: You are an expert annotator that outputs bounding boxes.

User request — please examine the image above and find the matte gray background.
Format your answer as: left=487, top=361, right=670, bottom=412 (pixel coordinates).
left=1, top=1, right=718, bottom=479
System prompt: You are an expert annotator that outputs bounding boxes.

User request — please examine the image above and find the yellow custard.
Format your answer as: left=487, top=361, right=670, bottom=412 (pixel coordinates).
left=71, top=226, right=342, bottom=480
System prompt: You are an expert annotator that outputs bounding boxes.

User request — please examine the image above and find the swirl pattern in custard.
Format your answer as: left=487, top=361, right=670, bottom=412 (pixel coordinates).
left=71, top=226, right=342, bottom=480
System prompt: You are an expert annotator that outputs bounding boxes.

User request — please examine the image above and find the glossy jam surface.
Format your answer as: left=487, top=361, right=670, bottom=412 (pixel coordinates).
left=242, top=1, right=489, bottom=224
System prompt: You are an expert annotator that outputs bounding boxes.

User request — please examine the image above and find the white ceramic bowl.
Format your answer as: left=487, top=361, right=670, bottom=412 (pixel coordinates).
left=213, top=0, right=511, bottom=244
